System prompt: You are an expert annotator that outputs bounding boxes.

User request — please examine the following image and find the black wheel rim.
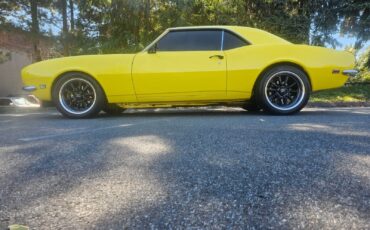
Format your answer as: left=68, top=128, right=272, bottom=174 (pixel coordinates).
left=59, top=78, right=97, bottom=115
left=264, top=71, right=305, bottom=111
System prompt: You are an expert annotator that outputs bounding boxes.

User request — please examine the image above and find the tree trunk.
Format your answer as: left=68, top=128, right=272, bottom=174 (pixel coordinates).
left=299, top=0, right=311, bottom=44
left=61, top=0, right=69, bottom=56
left=144, top=0, right=150, bottom=32
left=30, top=0, right=41, bottom=62
left=69, top=0, right=74, bottom=31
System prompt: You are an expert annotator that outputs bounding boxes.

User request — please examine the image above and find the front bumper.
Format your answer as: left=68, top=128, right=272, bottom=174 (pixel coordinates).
left=342, top=69, right=358, bottom=77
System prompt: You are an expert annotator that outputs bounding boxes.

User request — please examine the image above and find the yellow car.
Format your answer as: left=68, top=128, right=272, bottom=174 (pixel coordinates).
left=22, top=26, right=357, bottom=118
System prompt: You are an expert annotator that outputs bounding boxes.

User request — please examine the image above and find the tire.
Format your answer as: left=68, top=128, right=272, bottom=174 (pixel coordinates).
left=103, top=104, right=125, bottom=115
left=255, top=65, right=311, bottom=115
left=52, top=72, right=106, bottom=118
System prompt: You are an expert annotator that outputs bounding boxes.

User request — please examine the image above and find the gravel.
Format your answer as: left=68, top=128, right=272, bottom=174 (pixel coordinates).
left=0, top=106, right=369, bottom=229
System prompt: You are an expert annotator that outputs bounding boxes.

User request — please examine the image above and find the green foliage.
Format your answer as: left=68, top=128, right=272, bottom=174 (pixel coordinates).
left=355, top=46, right=370, bottom=82
left=357, top=46, right=370, bottom=71
left=72, top=0, right=369, bottom=54
left=311, top=84, right=370, bottom=103
left=0, top=0, right=17, bottom=24
left=0, top=0, right=369, bottom=56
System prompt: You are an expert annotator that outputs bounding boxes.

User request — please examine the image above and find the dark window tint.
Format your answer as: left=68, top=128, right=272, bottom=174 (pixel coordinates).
left=156, top=30, right=222, bottom=51
left=223, top=31, right=248, bottom=50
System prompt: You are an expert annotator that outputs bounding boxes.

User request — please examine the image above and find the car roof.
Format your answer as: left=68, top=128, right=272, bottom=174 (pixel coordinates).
left=168, top=26, right=291, bottom=45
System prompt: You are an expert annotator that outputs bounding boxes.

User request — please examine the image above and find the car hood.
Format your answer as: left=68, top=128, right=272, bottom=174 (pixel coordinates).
left=22, top=54, right=136, bottom=79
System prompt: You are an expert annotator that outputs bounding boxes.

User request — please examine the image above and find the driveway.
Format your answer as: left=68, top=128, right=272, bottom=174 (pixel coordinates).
left=0, top=107, right=369, bottom=229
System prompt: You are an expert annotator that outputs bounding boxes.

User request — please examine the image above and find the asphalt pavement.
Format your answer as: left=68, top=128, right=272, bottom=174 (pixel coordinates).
left=0, top=107, right=369, bottom=229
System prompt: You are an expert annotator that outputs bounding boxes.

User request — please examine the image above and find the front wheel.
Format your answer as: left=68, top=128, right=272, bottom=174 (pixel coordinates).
left=52, top=72, right=106, bottom=118
left=255, top=65, right=311, bottom=115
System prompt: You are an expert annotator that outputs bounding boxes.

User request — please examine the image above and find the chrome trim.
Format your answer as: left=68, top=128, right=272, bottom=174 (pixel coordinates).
left=143, top=27, right=251, bottom=53
left=221, top=30, right=224, bottom=51
left=167, top=26, right=251, bottom=45
left=342, top=69, right=358, bottom=77
left=22, top=86, right=37, bottom=92
left=142, top=29, right=169, bottom=52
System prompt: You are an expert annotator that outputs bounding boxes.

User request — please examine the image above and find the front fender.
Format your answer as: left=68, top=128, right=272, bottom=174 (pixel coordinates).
left=21, top=54, right=137, bottom=103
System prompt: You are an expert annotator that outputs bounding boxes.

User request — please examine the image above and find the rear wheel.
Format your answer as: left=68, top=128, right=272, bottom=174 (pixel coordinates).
left=52, top=72, right=106, bottom=118
left=255, top=65, right=310, bottom=115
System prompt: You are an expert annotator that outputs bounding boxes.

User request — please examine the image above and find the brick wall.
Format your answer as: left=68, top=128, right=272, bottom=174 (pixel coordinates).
left=0, top=29, right=55, bottom=61
left=0, top=29, right=55, bottom=97
left=0, top=30, right=33, bottom=54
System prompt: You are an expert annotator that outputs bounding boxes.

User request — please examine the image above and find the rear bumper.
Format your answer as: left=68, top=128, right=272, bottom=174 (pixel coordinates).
left=342, top=69, right=358, bottom=77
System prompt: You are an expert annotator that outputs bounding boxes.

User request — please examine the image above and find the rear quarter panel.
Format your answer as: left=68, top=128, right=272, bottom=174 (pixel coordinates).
left=225, top=44, right=355, bottom=99
left=22, top=54, right=136, bottom=103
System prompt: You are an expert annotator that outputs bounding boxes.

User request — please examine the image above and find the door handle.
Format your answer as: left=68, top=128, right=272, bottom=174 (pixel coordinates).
left=209, top=55, right=224, bottom=60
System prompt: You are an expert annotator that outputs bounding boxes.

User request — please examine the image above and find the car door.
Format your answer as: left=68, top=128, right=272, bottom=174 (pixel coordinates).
left=132, top=29, right=227, bottom=102
left=222, top=30, right=253, bottom=100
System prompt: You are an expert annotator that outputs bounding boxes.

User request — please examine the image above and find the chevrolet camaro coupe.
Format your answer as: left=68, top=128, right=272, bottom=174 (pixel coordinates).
left=22, top=26, right=357, bottom=118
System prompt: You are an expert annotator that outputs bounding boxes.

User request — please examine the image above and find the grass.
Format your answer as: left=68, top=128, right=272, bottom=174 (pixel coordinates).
left=310, top=84, right=370, bottom=103
left=360, top=72, right=370, bottom=82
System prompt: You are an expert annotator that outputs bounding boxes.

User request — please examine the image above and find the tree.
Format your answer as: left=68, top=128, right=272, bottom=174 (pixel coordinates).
left=339, top=0, right=370, bottom=49
left=0, top=0, right=18, bottom=24
left=61, top=0, right=69, bottom=56
left=69, top=0, right=74, bottom=31
left=30, top=0, right=42, bottom=61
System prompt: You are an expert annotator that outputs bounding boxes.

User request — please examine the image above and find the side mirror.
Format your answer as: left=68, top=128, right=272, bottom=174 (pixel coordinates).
left=148, top=43, right=157, bottom=54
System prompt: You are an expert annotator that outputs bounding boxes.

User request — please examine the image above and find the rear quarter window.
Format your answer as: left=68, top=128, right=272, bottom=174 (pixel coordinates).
left=223, top=31, right=249, bottom=50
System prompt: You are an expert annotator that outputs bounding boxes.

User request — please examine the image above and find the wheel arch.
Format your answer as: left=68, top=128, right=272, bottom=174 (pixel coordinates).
left=251, top=61, right=312, bottom=98
left=51, top=70, right=108, bottom=103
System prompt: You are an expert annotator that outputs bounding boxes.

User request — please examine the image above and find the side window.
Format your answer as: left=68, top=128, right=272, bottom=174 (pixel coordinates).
left=156, top=30, right=222, bottom=51
left=223, top=31, right=249, bottom=50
